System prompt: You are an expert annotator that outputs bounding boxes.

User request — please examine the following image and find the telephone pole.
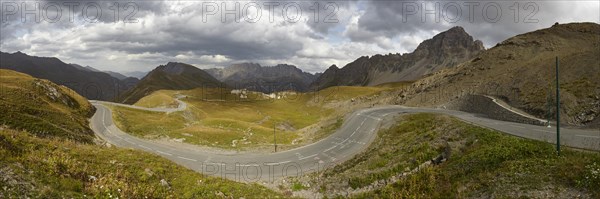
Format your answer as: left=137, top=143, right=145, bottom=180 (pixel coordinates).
left=555, top=56, right=561, bottom=156
left=273, top=124, right=277, bottom=152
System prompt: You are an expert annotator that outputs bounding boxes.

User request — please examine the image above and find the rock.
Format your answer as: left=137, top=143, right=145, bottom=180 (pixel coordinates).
left=160, top=179, right=170, bottom=188
left=145, top=168, right=154, bottom=177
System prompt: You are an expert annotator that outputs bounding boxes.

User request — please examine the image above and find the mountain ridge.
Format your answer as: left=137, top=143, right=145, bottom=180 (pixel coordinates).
left=310, top=26, right=485, bottom=90
left=397, top=22, right=600, bottom=126
left=206, top=63, right=319, bottom=93
left=118, top=62, right=224, bottom=104
left=0, top=51, right=137, bottom=101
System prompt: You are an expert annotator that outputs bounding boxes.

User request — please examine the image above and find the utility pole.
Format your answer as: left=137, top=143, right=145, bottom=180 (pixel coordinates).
left=273, top=124, right=277, bottom=152
left=555, top=56, right=561, bottom=156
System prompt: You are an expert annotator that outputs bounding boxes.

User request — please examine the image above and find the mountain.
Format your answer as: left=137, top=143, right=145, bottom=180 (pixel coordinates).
left=123, top=71, right=149, bottom=79
left=70, top=63, right=100, bottom=72
left=0, top=69, right=95, bottom=142
left=103, top=71, right=129, bottom=80
left=0, top=52, right=136, bottom=101
left=118, top=62, right=224, bottom=104
left=398, top=22, right=600, bottom=126
left=70, top=63, right=134, bottom=80
left=311, top=26, right=485, bottom=90
left=206, top=63, right=319, bottom=93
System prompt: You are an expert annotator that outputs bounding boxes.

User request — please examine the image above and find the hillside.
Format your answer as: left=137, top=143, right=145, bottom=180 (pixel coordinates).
left=118, top=62, right=224, bottom=104
left=0, top=52, right=136, bottom=101
left=282, top=113, right=600, bottom=198
left=310, top=26, right=484, bottom=90
left=397, top=22, right=600, bottom=126
left=206, top=63, right=319, bottom=93
left=0, top=69, right=284, bottom=198
left=0, top=69, right=95, bottom=143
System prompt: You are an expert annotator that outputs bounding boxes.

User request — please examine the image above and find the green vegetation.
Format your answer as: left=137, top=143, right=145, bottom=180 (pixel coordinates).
left=134, top=90, right=179, bottom=108
left=315, top=113, right=600, bottom=198
left=113, top=85, right=406, bottom=150
left=0, top=128, right=284, bottom=198
left=0, top=69, right=285, bottom=197
left=0, top=69, right=94, bottom=143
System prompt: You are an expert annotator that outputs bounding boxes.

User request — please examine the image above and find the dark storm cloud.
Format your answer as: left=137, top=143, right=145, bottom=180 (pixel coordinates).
left=348, top=0, right=600, bottom=47
left=0, top=0, right=597, bottom=73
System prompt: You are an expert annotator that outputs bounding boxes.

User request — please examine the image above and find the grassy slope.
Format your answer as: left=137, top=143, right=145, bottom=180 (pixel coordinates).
left=0, top=128, right=283, bottom=198
left=134, top=90, right=179, bottom=108
left=0, top=69, right=94, bottom=143
left=316, top=113, right=600, bottom=198
left=0, top=69, right=284, bottom=197
left=113, top=85, right=398, bottom=150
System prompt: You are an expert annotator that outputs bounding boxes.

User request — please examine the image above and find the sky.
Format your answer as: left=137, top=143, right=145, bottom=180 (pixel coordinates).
left=1, top=0, right=598, bottom=74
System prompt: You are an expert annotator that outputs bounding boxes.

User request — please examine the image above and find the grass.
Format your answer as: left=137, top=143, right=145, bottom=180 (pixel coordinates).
left=314, top=113, right=600, bottom=198
left=0, top=127, right=284, bottom=198
left=0, top=69, right=284, bottom=198
left=134, top=90, right=179, bottom=108
left=113, top=85, right=407, bottom=150
left=0, top=69, right=94, bottom=143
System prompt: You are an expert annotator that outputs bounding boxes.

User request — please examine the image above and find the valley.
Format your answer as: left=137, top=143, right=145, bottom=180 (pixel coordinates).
left=1, top=3, right=599, bottom=197
left=108, top=85, right=403, bottom=150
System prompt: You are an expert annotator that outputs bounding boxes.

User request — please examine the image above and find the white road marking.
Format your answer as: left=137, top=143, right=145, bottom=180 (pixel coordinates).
left=299, top=154, right=317, bottom=160
left=204, top=162, right=226, bottom=166
left=265, top=161, right=291, bottom=166
left=177, top=156, right=198, bottom=162
left=138, top=144, right=152, bottom=150
left=321, top=153, right=337, bottom=161
left=324, top=145, right=337, bottom=152
left=156, top=150, right=173, bottom=156
left=365, top=115, right=382, bottom=121
left=576, top=135, right=600, bottom=139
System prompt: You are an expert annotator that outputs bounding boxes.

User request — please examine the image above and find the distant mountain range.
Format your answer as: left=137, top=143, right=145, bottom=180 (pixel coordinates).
left=118, top=62, right=224, bottom=104
left=0, top=51, right=138, bottom=101
left=206, top=63, right=319, bottom=93
left=310, top=26, right=485, bottom=90
left=123, top=71, right=149, bottom=79
left=70, top=63, right=135, bottom=80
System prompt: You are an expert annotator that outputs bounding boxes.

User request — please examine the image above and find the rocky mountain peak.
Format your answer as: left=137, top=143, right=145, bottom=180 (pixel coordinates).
left=310, top=26, right=486, bottom=90
left=414, top=26, right=484, bottom=53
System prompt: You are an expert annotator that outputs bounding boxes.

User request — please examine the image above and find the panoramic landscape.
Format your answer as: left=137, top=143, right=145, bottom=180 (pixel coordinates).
left=1, top=0, right=599, bottom=198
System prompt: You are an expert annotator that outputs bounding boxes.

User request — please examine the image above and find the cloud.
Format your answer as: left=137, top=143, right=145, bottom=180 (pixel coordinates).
left=346, top=0, right=600, bottom=48
left=1, top=0, right=598, bottom=74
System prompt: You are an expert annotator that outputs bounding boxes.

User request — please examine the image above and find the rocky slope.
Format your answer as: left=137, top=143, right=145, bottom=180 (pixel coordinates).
left=0, top=52, right=137, bottom=101
left=206, top=63, right=318, bottom=93
left=395, top=22, right=600, bottom=126
left=310, top=26, right=485, bottom=90
left=118, top=62, right=224, bottom=104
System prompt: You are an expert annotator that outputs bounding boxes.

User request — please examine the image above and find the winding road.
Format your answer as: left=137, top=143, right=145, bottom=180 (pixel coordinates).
left=89, top=99, right=600, bottom=183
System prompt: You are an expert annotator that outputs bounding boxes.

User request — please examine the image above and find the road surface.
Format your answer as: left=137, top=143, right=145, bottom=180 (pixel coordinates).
left=89, top=101, right=600, bottom=183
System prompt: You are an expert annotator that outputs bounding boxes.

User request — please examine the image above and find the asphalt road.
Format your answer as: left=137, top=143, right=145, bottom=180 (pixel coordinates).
left=89, top=101, right=600, bottom=183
